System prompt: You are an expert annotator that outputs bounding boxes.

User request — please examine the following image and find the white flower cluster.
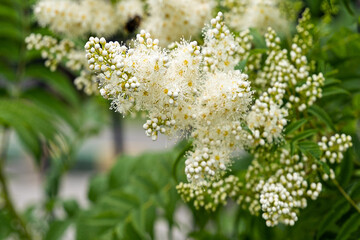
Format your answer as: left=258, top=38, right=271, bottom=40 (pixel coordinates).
left=318, top=134, right=353, bottom=181
left=245, top=29, right=288, bottom=145
left=202, top=13, right=252, bottom=73
left=293, top=9, right=314, bottom=54
left=242, top=149, right=322, bottom=227
left=25, top=33, right=99, bottom=95
left=34, top=0, right=144, bottom=37
left=142, top=0, right=214, bottom=47
left=25, top=33, right=78, bottom=71
left=246, top=11, right=324, bottom=146
left=176, top=175, right=243, bottom=211
left=85, top=14, right=254, bottom=185
left=220, top=0, right=292, bottom=34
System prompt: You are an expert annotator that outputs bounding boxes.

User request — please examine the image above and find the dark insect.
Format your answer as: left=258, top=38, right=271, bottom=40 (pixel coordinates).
left=125, top=15, right=142, bottom=33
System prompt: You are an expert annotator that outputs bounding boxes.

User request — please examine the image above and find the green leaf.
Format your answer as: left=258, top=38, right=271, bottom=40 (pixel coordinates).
left=322, top=87, right=350, bottom=98
left=291, top=129, right=318, bottom=143
left=316, top=199, right=350, bottom=239
left=338, top=151, right=353, bottom=186
left=25, top=64, right=79, bottom=106
left=0, top=98, right=59, bottom=161
left=308, top=105, right=336, bottom=131
left=316, top=160, right=331, bottom=175
left=0, top=4, right=22, bottom=24
left=235, top=59, right=247, bottom=71
left=249, top=28, right=266, bottom=49
left=324, top=78, right=341, bottom=86
left=63, top=199, right=80, bottom=218
left=326, top=0, right=332, bottom=10
left=342, top=0, right=354, bottom=16
left=297, top=141, right=321, bottom=159
left=88, top=175, right=109, bottom=203
left=353, top=93, right=360, bottom=110
left=0, top=21, right=23, bottom=43
left=335, top=213, right=360, bottom=240
left=122, top=221, right=145, bottom=240
left=0, top=60, right=16, bottom=81
left=22, top=89, right=78, bottom=130
left=132, top=173, right=159, bottom=194
left=45, top=220, right=72, bottom=240
left=284, top=119, right=308, bottom=135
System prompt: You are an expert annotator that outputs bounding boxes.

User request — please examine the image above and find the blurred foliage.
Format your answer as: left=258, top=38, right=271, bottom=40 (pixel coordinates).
left=0, top=0, right=108, bottom=239
left=0, top=0, right=360, bottom=239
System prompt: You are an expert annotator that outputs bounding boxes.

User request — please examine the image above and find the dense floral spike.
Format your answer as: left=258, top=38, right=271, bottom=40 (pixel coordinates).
left=142, top=0, right=214, bottom=47
left=246, top=24, right=325, bottom=146
left=34, top=0, right=144, bottom=37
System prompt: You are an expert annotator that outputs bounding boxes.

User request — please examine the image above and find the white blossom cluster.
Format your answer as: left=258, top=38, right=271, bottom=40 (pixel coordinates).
left=25, top=33, right=98, bottom=95
left=220, top=0, right=294, bottom=34
left=25, top=33, right=78, bottom=71
left=246, top=10, right=324, bottom=146
left=34, top=0, right=144, bottom=37
left=85, top=14, right=254, bottom=185
left=176, top=175, right=243, bottom=211
left=318, top=134, right=353, bottom=181
left=173, top=10, right=353, bottom=229
left=255, top=150, right=321, bottom=226
left=202, top=13, right=253, bottom=73
left=142, top=0, right=214, bottom=47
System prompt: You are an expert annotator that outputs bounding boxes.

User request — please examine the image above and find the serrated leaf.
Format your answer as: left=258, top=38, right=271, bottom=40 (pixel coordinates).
left=308, top=105, right=336, bottom=131
left=284, top=119, right=308, bottom=135
left=335, top=213, right=360, bottom=240
left=297, top=141, right=321, bottom=159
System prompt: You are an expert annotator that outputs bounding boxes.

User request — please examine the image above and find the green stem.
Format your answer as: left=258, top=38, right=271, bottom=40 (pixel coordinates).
left=333, top=179, right=360, bottom=214
left=0, top=128, right=32, bottom=239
